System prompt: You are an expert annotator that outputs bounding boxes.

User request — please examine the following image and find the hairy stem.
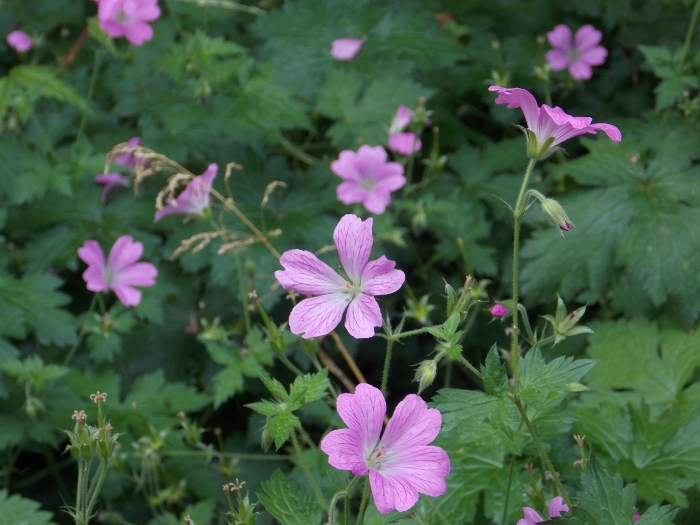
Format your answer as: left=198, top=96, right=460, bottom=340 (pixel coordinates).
left=680, top=0, right=700, bottom=64
left=502, top=455, right=515, bottom=525
left=63, top=294, right=98, bottom=367
left=381, top=338, right=393, bottom=396
left=234, top=250, right=252, bottom=335
left=291, top=432, right=329, bottom=512
left=75, top=40, right=105, bottom=146
left=356, top=480, right=370, bottom=525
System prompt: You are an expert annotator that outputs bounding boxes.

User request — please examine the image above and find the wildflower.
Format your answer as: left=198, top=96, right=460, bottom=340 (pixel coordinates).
left=546, top=25, right=607, bottom=81
left=518, top=497, right=569, bottom=524
left=154, top=163, right=217, bottom=222
left=95, top=173, right=130, bottom=202
left=78, top=235, right=158, bottom=307
left=632, top=511, right=640, bottom=523
left=114, top=137, right=141, bottom=167
left=98, top=0, right=161, bottom=46
left=490, top=304, right=510, bottom=317
left=6, top=30, right=32, bottom=52
left=388, top=106, right=422, bottom=155
left=331, top=146, right=406, bottom=214
left=320, top=383, right=450, bottom=513
left=330, top=38, right=364, bottom=60
left=72, top=410, right=87, bottom=425
left=275, top=214, right=405, bottom=339
left=488, top=86, right=621, bottom=159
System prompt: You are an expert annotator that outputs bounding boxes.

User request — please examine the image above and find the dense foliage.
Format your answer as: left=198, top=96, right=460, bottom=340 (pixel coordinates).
left=1, top=0, right=700, bottom=524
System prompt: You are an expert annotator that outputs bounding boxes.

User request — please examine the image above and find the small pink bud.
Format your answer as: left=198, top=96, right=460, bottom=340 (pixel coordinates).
left=490, top=304, right=510, bottom=317
left=560, top=221, right=572, bottom=231
left=330, top=38, right=364, bottom=60
left=632, top=511, right=640, bottom=523
left=7, top=30, right=33, bottom=52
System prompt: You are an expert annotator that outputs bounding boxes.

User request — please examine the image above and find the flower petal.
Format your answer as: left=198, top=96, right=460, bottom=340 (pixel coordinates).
left=335, top=383, right=385, bottom=461
left=361, top=256, right=405, bottom=296
left=388, top=133, right=422, bottom=155
left=362, top=190, right=392, bottom=215
left=548, top=496, right=569, bottom=518
left=78, top=240, right=105, bottom=269
left=345, top=294, right=382, bottom=338
left=337, top=181, right=367, bottom=205
left=520, top=507, right=545, bottom=524
left=331, top=150, right=363, bottom=182
left=330, top=38, right=364, bottom=60
left=275, top=249, right=347, bottom=295
left=375, top=163, right=406, bottom=192
left=107, top=235, right=143, bottom=275
left=83, top=266, right=109, bottom=292
left=288, top=293, right=351, bottom=339
left=334, top=214, right=373, bottom=284
left=545, top=49, right=570, bottom=70
left=373, top=445, right=449, bottom=500
left=547, top=24, right=573, bottom=51
left=369, top=469, right=419, bottom=514
left=111, top=284, right=142, bottom=307
left=390, top=106, right=413, bottom=133
left=379, top=394, right=442, bottom=453
left=320, top=428, right=369, bottom=476
left=574, top=24, right=602, bottom=51
left=112, top=262, right=158, bottom=287
left=579, top=45, right=607, bottom=66
left=488, top=86, right=540, bottom=131
left=590, top=122, right=622, bottom=142
left=569, top=60, right=593, bottom=80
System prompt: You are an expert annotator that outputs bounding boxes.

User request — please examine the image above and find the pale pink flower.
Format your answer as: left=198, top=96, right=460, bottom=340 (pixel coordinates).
left=98, top=0, right=161, bottom=46
left=275, top=214, right=405, bottom=339
left=78, top=235, right=157, bottom=307
left=518, top=497, right=569, bottom=525
left=95, top=173, right=130, bottom=202
left=330, top=38, right=364, bottom=60
left=632, top=511, right=640, bottom=523
left=546, top=25, right=607, bottom=81
left=320, top=383, right=450, bottom=513
left=331, top=146, right=406, bottom=215
left=6, top=30, right=32, bottom=52
left=114, top=137, right=141, bottom=167
left=490, top=304, right=510, bottom=318
left=488, top=86, right=621, bottom=159
left=388, top=106, right=421, bottom=155
left=154, top=163, right=217, bottom=222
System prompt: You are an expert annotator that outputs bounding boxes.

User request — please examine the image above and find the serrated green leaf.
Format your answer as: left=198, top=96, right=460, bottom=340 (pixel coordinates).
left=432, top=388, right=499, bottom=432
left=0, top=489, right=57, bottom=525
left=634, top=504, right=678, bottom=525
left=288, top=369, right=329, bottom=410
left=257, top=470, right=323, bottom=525
left=481, top=344, right=508, bottom=398
left=246, top=399, right=282, bottom=417
left=267, top=411, right=301, bottom=450
left=260, top=374, right=290, bottom=402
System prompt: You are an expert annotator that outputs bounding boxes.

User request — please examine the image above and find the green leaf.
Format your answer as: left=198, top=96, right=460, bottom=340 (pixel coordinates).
left=257, top=470, right=323, bottom=525
left=246, top=399, right=282, bottom=417
left=288, top=369, right=329, bottom=410
left=634, top=504, right=679, bottom=525
left=481, top=344, right=508, bottom=398
left=267, top=411, right=301, bottom=450
left=0, top=489, right=57, bottom=525
left=432, top=388, right=499, bottom=432
left=260, top=374, right=290, bottom=402
left=519, top=347, right=595, bottom=409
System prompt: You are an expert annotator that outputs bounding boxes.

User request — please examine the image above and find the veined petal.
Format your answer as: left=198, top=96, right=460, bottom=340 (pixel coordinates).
left=369, top=469, right=419, bottom=514
left=334, top=214, right=373, bottom=284
left=547, top=24, right=573, bottom=51
left=488, top=86, right=541, bottom=132
left=113, top=261, right=158, bottom=287
left=335, top=383, right=385, bottom=461
left=107, top=235, right=144, bottom=274
left=373, top=445, right=449, bottom=498
left=379, top=394, right=442, bottom=453
left=520, top=507, right=545, bottom=524
left=590, top=122, right=622, bottom=142
left=361, top=256, right=405, bottom=296
left=548, top=496, right=569, bottom=518
left=574, top=24, right=603, bottom=51
left=345, top=294, right=382, bottom=338
left=111, top=284, right=142, bottom=307
left=356, top=145, right=388, bottom=173
left=83, top=266, right=109, bottom=292
left=337, top=181, right=367, bottom=205
left=390, top=106, right=413, bottom=133
left=78, top=240, right=106, bottom=269
left=362, top=190, right=392, bottom=215
left=275, top=249, right=348, bottom=295
left=320, top=428, right=368, bottom=476
left=331, top=150, right=363, bottom=182
left=288, top=293, right=351, bottom=339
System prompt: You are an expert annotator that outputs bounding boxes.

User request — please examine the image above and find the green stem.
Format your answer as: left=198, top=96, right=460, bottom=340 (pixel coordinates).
left=63, top=294, right=98, bottom=367
left=356, top=480, right=370, bottom=525
left=389, top=327, right=431, bottom=340
left=75, top=459, right=85, bottom=524
left=245, top=116, right=317, bottom=165
left=380, top=338, right=393, bottom=396
left=85, top=460, right=109, bottom=519
left=75, top=40, right=105, bottom=147
left=513, top=397, right=571, bottom=508
left=279, top=354, right=303, bottom=376
left=328, top=476, right=360, bottom=525
left=422, top=495, right=452, bottom=525
left=680, top=0, right=700, bottom=64
left=30, top=114, right=60, bottom=162
left=291, top=432, right=329, bottom=512
left=80, top=459, right=90, bottom=523
left=511, top=158, right=537, bottom=392
left=233, top=250, right=252, bottom=335
left=502, top=455, right=515, bottom=525
left=457, top=355, right=482, bottom=379
left=163, top=450, right=288, bottom=460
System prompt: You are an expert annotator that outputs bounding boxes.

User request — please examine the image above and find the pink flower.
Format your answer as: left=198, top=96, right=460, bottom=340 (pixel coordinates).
left=114, top=137, right=141, bottom=167
left=78, top=235, right=158, bottom=307
left=98, top=0, right=161, bottom=46
left=518, top=497, right=569, bottom=525
left=95, top=173, right=130, bottom=202
left=6, top=30, right=32, bottom=52
left=490, top=304, right=510, bottom=317
left=320, top=383, right=450, bottom=514
left=488, top=86, right=621, bottom=159
left=388, top=106, right=421, bottom=155
left=330, top=38, right=364, bottom=60
left=275, top=214, right=405, bottom=339
left=154, top=163, right=217, bottom=222
left=331, top=146, right=406, bottom=215
left=632, top=511, right=640, bottom=523
left=546, top=25, right=607, bottom=81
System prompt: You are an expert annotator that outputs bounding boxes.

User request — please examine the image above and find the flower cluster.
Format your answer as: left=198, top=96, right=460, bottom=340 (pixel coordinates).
left=97, top=0, right=161, bottom=46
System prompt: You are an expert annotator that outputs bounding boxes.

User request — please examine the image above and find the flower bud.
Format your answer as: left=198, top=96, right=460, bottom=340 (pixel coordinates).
left=541, top=198, right=573, bottom=233
left=414, top=359, right=438, bottom=394
left=490, top=304, right=510, bottom=318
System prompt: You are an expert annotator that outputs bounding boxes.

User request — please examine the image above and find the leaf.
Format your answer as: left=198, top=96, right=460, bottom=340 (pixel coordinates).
left=432, top=388, right=499, bottom=432
left=481, top=344, right=508, bottom=398
left=519, top=347, right=595, bottom=409
left=0, top=489, right=57, bottom=525
left=10, top=65, right=88, bottom=111
left=288, top=369, right=329, bottom=410
left=267, top=411, right=301, bottom=450
left=257, top=470, right=324, bottom=525
left=633, top=504, right=679, bottom=525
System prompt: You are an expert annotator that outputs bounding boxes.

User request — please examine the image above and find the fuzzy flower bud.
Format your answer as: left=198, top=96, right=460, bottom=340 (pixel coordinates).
left=541, top=198, right=573, bottom=233
left=414, top=359, right=438, bottom=394
left=490, top=304, right=510, bottom=318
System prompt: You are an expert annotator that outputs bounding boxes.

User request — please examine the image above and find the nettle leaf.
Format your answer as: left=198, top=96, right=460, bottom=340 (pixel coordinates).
left=432, top=388, right=499, bottom=432
left=519, top=347, right=595, bottom=410
left=0, top=489, right=57, bottom=525
left=288, top=369, right=330, bottom=410
left=258, top=470, right=323, bottom=525
left=481, top=345, right=508, bottom=398
left=633, top=504, right=679, bottom=525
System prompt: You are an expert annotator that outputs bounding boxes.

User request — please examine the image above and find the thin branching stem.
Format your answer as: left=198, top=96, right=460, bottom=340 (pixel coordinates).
left=291, top=432, right=329, bottom=512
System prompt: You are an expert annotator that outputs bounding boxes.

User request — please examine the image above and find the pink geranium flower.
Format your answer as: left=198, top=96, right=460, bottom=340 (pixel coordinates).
left=6, top=30, right=33, bottom=52
left=98, top=0, right=161, bottom=46
left=488, top=86, right=621, bottom=159
left=546, top=25, right=607, bottom=81
left=95, top=173, right=130, bottom=202
left=320, top=383, right=450, bottom=514
left=518, top=497, right=569, bottom=525
left=275, top=214, right=405, bottom=339
left=330, top=38, right=364, bottom=60
left=114, top=137, right=141, bottom=167
left=388, top=106, right=422, bottom=155
left=154, top=163, right=217, bottom=222
left=331, top=146, right=406, bottom=214
left=78, top=235, right=158, bottom=307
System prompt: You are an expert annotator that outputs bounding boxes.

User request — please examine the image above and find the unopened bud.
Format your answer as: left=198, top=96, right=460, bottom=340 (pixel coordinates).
left=490, top=304, right=510, bottom=318
left=541, top=198, right=573, bottom=233
left=414, top=360, right=438, bottom=394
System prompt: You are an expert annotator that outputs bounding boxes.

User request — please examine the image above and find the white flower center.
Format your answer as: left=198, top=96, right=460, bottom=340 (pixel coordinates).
left=115, top=9, right=131, bottom=24
left=360, top=178, right=375, bottom=192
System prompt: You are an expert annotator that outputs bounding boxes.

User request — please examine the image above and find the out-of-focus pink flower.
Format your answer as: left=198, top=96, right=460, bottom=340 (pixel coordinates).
left=78, top=235, right=157, bottom=307
left=518, top=497, right=569, bottom=525
left=98, top=0, right=161, bottom=46
left=488, top=86, right=621, bottom=159
left=388, top=105, right=421, bottom=155
left=490, top=304, right=510, bottom=317
left=114, top=137, right=141, bottom=167
left=275, top=214, right=405, bottom=339
left=330, top=38, right=364, bottom=60
left=546, top=25, right=607, bottom=81
left=331, top=145, right=405, bottom=215
left=632, top=511, right=640, bottom=523
left=389, top=106, right=413, bottom=133
left=154, top=163, right=217, bottom=222
left=320, top=383, right=450, bottom=513
left=95, top=173, right=130, bottom=202
left=6, top=30, right=33, bottom=52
